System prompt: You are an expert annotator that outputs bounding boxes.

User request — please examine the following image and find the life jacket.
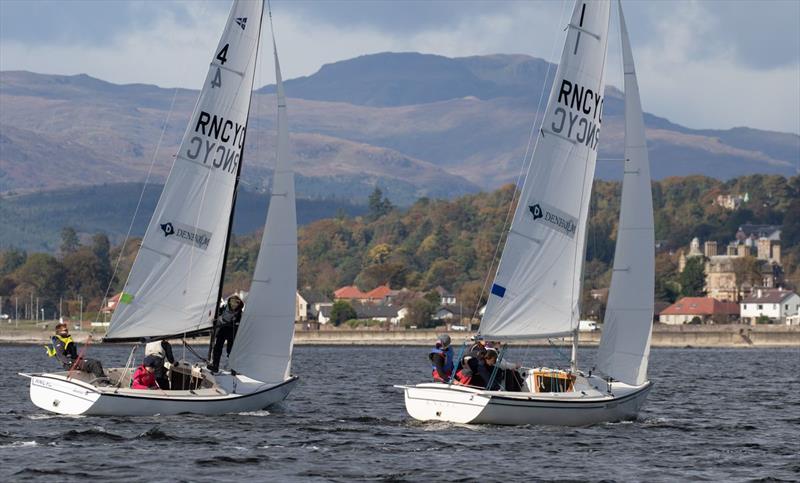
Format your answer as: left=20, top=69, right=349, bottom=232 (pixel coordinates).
left=429, top=347, right=454, bottom=382
left=44, top=334, right=73, bottom=357
left=454, top=369, right=472, bottom=386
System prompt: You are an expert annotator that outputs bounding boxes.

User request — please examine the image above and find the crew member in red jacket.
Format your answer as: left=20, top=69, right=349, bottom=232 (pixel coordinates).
left=132, top=356, right=160, bottom=390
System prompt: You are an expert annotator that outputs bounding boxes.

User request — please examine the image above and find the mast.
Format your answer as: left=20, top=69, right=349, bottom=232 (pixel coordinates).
left=213, top=0, right=266, bottom=322
left=228, top=0, right=298, bottom=383
left=106, top=0, right=267, bottom=342
left=478, top=0, right=612, bottom=341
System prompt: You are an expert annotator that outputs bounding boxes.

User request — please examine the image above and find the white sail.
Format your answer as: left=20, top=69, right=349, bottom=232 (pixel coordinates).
left=229, top=23, right=296, bottom=383
left=107, top=0, right=264, bottom=340
left=595, top=1, right=654, bottom=386
left=480, top=0, right=611, bottom=340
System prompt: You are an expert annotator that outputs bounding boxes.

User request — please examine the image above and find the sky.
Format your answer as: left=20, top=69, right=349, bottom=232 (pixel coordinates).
left=1, top=0, right=798, bottom=134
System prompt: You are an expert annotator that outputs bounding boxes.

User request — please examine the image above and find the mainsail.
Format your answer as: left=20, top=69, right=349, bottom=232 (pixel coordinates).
left=596, top=2, right=655, bottom=386
left=107, top=0, right=265, bottom=340
left=229, top=20, right=297, bottom=383
left=480, top=0, right=611, bottom=340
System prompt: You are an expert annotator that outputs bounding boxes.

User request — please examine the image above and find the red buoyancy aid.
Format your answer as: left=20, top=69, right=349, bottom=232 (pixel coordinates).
left=454, top=369, right=472, bottom=386
left=431, top=368, right=451, bottom=383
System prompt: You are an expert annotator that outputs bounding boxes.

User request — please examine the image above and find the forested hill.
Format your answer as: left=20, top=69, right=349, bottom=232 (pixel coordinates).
left=235, top=174, right=799, bottom=306
left=0, top=174, right=797, bottom=319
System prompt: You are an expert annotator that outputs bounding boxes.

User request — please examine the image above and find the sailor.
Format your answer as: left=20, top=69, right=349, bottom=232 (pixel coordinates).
left=132, top=356, right=160, bottom=390
left=45, top=323, right=106, bottom=379
left=467, top=335, right=488, bottom=359
left=429, top=334, right=454, bottom=383
left=145, top=340, right=175, bottom=390
left=208, top=295, right=244, bottom=372
left=481, top=348, right=523, bottom=391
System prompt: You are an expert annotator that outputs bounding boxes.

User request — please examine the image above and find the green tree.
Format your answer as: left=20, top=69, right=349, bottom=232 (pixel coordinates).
left=367, top=187, right=393, bottom=221
left=0, top=248, right=27, bottom=277
left=91, top=233, right=113, bottom=291
left=60, top=227, right=80, bottom=255
left=680, top=257, right=706, bottom=297
left=330, top=300, right=357, bottom=326
left=14, top=253, right=66, bottom=306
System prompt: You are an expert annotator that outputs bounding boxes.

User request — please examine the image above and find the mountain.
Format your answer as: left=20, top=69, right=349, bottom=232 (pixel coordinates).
left=1, top=53, right=798, bottom=198
left=256, top=53, right=555, bottom=106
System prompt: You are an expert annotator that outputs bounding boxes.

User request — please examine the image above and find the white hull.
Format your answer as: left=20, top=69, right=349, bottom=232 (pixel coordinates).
left=21, top=370, right=298, bottom=416
left=396, top=377, right=652, bottom=426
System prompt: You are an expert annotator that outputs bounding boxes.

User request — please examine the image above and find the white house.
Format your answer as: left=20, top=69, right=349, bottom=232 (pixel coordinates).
left=318, top=303, right=407, bottom=325
left=740, top=289, right=800, bottom=324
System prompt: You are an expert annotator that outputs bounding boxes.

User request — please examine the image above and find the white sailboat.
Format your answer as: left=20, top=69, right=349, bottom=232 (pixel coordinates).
left=397, top=0, right=655, bottom=426
left=21, top=0, right=299, bottom=416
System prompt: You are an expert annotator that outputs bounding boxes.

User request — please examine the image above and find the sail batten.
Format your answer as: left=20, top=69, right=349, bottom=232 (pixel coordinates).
left=479, top=1, right=611, bottom=340
left=596, top=1, right=655, bottom=386
left=229, top=12, right=297, bottom=383
left=106, top=0, right=265, bottom=341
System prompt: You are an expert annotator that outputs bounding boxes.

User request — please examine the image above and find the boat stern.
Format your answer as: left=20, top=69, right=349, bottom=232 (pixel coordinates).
left=395, top=383, right=488, bottom=424
left=21, top=373, right=100, bottom=415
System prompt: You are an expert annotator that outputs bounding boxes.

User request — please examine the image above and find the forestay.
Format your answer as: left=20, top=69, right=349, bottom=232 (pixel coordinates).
left=480, top=1, right=611, bottom=340
left=229, top=22, right=296, bottom=383
left=106, top=0, right=264, bottom=340
left=596, top=2, right=654, bottom=386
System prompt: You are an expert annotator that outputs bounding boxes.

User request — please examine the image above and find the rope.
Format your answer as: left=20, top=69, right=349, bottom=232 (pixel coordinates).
left=115, top=343, right=139, bottom=389
left=183, top=339, right=209, bottom=363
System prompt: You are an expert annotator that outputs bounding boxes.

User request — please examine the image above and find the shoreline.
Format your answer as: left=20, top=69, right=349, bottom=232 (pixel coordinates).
left=2, top=324, right=798, bottom=348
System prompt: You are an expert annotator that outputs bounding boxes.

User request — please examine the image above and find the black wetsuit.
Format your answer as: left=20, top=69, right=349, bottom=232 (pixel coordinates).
left=209, top=305, right=242, bottom=371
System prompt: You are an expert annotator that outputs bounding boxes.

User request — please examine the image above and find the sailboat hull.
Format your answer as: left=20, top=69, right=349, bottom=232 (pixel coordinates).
left=22, top=372, right=298, bottom=416
left=396, top=380, right=652, bottom=426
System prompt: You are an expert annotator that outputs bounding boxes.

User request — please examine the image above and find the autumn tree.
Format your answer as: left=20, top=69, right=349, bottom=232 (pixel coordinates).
left=404, top=298, right=437, bottom=328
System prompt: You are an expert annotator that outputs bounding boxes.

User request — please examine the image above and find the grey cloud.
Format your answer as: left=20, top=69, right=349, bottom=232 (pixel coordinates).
left=0, top=0, right=197, bottom=46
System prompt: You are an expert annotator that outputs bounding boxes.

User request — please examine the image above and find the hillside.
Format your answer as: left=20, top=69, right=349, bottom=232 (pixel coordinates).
left=1, top=53, right=797, bottom=199
left=0, top=183, right=367, bottom=252
left=1, top=175, right=797, bottom=318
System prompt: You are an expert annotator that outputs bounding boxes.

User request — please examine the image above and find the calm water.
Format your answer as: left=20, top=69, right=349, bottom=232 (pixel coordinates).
left=0, top=344, right=797, bottom=482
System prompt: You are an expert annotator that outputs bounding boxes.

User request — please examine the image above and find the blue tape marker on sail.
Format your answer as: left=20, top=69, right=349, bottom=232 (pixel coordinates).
left=491, top=283, right=506, bottom=298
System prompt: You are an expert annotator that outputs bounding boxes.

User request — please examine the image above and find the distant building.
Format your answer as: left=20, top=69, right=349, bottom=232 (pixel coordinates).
left=678, top=237, right=704, bottom=272
left=659, top=297, right=739, bottom=325
left=100, top=293, right=122, bottom=315
left=590, top=288, right=609, bottom=301
left=713, top=193, right=748, bottom=210
left=365, top=284, right=392, bottom=304
left=334, top=284, right=394, bottom=304
left=297, top=290, right=332, bottom=322
left=433, top=305, right=460, bottom=321
left=740, top=289, right=800, bottom=325
left=318, top=302, right=407, bottom=325
left=434, top=286, right=457, bottom=305
left=334, top=285, right=366, bottom=301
